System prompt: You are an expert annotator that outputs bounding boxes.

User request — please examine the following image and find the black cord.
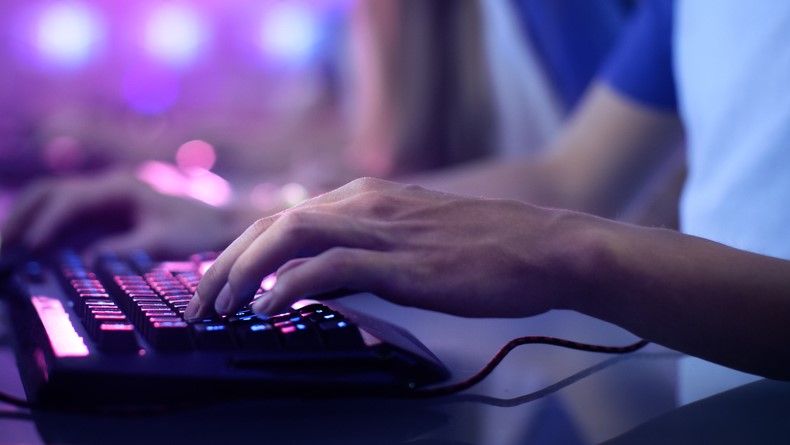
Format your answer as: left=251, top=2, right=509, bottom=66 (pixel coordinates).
left=445, top=350, right=682, bottom=407
left=409, top=336, right=650, bottom=397
left=0, top=391, right=31, bottom=409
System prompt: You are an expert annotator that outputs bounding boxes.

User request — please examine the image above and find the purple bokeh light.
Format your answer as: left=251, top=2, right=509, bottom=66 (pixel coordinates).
left=31, top=2, right=104, bottom=70
left=258, top=2, right=322, bottom=66
left=122, top=64, right=181, bottom=115
left=143, top=3, right=209, bottom=69
left=176, top=139, right=216, bottom=171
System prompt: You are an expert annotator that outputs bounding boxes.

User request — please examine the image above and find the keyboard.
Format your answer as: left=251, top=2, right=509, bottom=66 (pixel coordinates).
left=3, top=251, right=449, bottom=408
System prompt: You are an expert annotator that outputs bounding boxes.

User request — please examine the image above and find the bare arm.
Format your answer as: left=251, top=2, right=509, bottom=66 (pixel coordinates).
left=186, top=179, right=790, bottom=380
left=185, top=82, right=790, bottom=380
left=407, top=82, right=684, bottom=217
left=569, top=215, right=790, bottom=380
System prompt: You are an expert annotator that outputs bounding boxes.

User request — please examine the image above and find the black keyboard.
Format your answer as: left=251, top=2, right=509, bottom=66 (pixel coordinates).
left=3, top=251, right=449, bottom=408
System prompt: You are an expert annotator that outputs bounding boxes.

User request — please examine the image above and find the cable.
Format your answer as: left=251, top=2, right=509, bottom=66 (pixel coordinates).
left=0, top=391, right=31, bottom=409
left=409, top=336, right=650, bottom=397
left=445, top=350, right=682, bottom=407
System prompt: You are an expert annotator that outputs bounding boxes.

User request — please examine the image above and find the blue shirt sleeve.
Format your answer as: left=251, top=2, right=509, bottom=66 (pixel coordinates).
left=600, top=0, right=677, bottom=111
left=512, top=0, right=633, bottom=111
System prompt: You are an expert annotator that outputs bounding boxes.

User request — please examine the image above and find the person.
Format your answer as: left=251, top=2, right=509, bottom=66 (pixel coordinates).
left=4, top=0, right=790, bottom=386
left=184, top=0, right=790, bottom=383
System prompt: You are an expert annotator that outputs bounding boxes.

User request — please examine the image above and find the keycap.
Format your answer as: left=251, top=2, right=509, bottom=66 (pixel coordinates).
left=278, top=322, right=323, bottom=351
left=318, top=319, right=365, bottom=350
left=234, top=322, right=280, bottom=351
left=95, top=323, right=139, bottom=353
left=147, top=320, right=192, bottom=352
left=191, top=322, right=234, bottom=350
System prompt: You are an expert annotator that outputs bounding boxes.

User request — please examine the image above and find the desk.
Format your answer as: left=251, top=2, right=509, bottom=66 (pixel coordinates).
left=1, top=294, right=684, bottom=445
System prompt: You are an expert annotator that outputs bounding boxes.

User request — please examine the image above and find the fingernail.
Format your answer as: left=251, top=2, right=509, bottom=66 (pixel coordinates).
left=214, top=283, right=234, bottom=315
left=184, top=292, right=202, bottom=320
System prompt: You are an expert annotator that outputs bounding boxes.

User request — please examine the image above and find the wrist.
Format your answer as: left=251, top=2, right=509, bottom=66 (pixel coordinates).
left=550, top=211, right=620, bottom=314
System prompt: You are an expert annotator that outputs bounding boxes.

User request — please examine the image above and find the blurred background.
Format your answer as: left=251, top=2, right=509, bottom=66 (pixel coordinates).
left=0, top=0, right=643, bottom=215
left=0, top=0, right=357, bottom=189
left=0, top=0, right=576, bottom=193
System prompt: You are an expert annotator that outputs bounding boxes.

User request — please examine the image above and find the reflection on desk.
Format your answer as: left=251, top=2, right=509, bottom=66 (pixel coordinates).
left=604, top=378, right=790, bottom=445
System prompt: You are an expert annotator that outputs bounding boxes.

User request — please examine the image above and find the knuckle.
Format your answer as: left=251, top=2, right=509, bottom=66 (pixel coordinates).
left=242, top=215, right=277, bottom=243
left=349, top=177, right=387, bottom=193
left=401, top=183, right=425, bottom=195
left=249, top=216, right=272, bottom=236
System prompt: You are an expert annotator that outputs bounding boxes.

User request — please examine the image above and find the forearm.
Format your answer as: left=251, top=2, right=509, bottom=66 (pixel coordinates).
left=566, top=216, right=790, bottom=380
left=398, top=84, right=684, bottom=217
left=399, top=156, right=555, bottom=205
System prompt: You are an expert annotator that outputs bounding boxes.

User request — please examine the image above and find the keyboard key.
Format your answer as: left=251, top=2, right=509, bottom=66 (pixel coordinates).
left=234, top=322, right=280, bottom=351
left=148, top=321, right=192, bottom=352
left=96, top=323, right=138, bottom=353
left=191, top=323, right=234, bottom=350
left=318, top=319, right=365, bottom=350
left=87, top=314, right=128, bottom=338
left=279, top=322, right=323, bottom=351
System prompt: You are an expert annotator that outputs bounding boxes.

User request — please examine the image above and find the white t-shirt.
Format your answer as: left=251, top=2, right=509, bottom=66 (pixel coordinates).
left=675, top=1, right=790, bottom=403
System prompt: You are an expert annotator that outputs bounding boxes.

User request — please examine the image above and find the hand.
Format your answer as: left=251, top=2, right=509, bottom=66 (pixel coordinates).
left=3, top=169, right=241, bottom=259
left=187, top=178, right=592, bottom=319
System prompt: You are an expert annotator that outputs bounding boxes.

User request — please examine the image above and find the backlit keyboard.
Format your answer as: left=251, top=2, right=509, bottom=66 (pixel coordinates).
left=4, top=251, right=449, bottom=408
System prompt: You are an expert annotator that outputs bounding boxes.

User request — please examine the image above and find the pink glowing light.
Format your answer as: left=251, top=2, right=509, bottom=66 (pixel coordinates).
left=186, top=168, right=232, bottom=207
left=136, top=160, right=188, bottom=196
left=136, top=161, right=232, bottom=207
left=198, top=260, right=215, bottom=276
left=144, top=3, right=208, bottom=68
left=31, top=296, right=90, bottom=357
left=176, top=139, right=216, bottom=171
left=259, top=2, right=321, bottom=65
left=261, top=273, right=277, bottom=291
left=33, top=2, right=103, bottom=69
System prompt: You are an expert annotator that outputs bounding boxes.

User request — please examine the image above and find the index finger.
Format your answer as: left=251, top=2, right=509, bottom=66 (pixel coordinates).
left=187, top=213, right=280, bottom=319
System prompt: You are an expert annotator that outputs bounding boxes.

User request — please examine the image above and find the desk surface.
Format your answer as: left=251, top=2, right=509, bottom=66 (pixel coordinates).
left=1, top=293, right=685, bottom=445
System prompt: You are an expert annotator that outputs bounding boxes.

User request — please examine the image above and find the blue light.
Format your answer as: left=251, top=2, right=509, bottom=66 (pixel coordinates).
left=250, top=324, right=270, bottom=332
left=296, top=323, right=306, bottom=330
left=33, top=2, right=104, bottom=70
left=258, top=2, right=321, bottom=66
left=205, top=325, right=225, bottom=332
left=323, top=314, right=335, bottom=319
left=144, top=3, right=208, bottom=69
left=337, top=321, right=347, bottom=328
